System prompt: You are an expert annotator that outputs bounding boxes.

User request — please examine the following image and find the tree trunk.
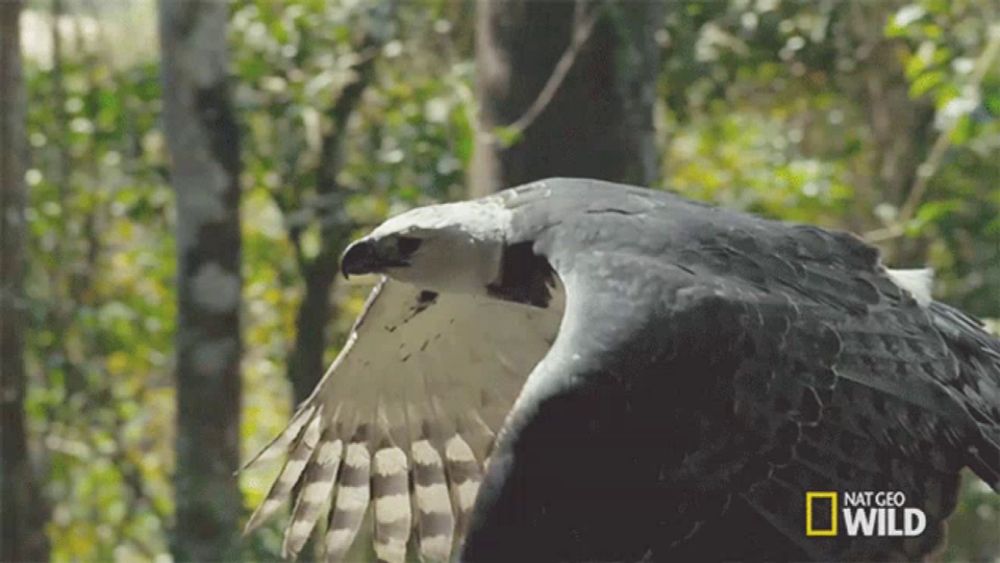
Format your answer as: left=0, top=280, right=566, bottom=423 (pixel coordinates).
left=287, top=262, right=339, bottom=405
left=472, top=0, right=665, bottom=196
left=1, top=2, right=50, bottom=560
left=159, top=2, right=243, bottom=560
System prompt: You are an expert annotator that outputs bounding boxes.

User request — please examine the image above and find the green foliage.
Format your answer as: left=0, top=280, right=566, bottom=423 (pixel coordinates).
left=661, top=0, right=1000, bottom=316
left=232, top=0, right=472, bottom=235
left=24, top=39, right=175, bottom=559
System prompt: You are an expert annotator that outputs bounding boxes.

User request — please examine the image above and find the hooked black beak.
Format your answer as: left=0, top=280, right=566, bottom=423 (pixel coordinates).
left=340, top=238, right=410, bottom=279
left=341, top=239, right=378, bottom=279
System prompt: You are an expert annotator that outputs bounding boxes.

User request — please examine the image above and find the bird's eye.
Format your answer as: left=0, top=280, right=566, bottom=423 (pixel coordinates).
left=396, top=236, right=423, bottom=256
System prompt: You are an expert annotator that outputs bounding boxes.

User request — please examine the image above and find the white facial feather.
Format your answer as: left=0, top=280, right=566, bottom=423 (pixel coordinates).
left=370, top=198, right=512, bottom=241
left=371, top=199, right=513, bottom=296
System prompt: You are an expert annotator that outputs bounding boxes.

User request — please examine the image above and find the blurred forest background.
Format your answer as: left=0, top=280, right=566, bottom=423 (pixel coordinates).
left=1, top=0, right=999, bottom=561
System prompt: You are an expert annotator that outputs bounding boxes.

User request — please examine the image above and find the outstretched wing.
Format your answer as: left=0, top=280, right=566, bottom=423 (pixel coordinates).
left=462, top=192, right=1000, bottom=562
left=242, top=276, right=563, bottom=561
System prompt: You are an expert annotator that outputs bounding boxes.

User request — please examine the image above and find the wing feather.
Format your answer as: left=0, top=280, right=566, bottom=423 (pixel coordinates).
left=243, top=277, right=563, bottom=560
left=281, top=426, right=343, bottom=560
left=371, top=444, right=411, bottom=563
left=240, top=404, right=316, bottom=472
left=410, top=438, right=455, bottom=561
left=244, top=410, right=322, bottom=535
left=444, top=433, right=483, bottom=537
left=325, top=428, right=372, bottom=561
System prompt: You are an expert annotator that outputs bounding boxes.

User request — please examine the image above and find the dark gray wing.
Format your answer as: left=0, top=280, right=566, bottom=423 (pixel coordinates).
left=928, top=301, right=1000, bottom=451
left=463, top=180, right=1000, bottom=562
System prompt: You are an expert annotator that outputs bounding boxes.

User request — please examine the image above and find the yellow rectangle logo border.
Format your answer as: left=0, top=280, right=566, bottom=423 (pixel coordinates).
left=805, top=491, right=838, bottom=537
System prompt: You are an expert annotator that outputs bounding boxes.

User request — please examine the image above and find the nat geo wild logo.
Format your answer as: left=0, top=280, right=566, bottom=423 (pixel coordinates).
left=805, top=491, right=927, bottom=537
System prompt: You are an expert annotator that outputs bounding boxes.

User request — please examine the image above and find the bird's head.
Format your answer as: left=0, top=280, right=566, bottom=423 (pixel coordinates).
left=340, top=200, right=510, bottom=295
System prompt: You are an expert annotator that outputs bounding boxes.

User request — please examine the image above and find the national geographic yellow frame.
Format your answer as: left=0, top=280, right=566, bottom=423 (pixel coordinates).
left=805, top=491, right=838, bottom=537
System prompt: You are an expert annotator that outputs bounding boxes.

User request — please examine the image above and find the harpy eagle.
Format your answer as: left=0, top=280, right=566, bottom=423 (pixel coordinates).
left=244, top=178, right=1000, bottom=562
